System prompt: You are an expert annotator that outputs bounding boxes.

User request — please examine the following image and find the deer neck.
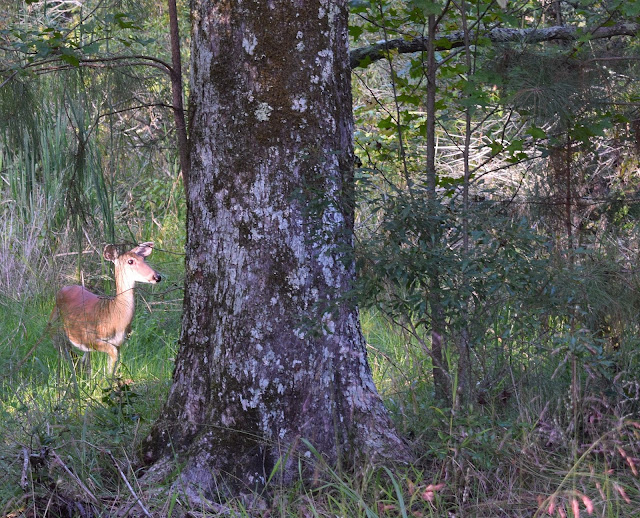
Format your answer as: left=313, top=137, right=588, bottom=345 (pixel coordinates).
left=106, top=267, right=137, bottom=325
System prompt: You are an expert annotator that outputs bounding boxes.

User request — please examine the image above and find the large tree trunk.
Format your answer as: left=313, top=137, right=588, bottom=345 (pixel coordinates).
left=141, top=0, right=409, bottom=499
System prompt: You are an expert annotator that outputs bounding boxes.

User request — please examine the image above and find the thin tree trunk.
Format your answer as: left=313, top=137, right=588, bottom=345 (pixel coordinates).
left=167, top=0, right=189, bottom=183
left=425, top=13, right=449, bottom=404
left=141, top=0, right=410, bottom=500
left=565, top=135, right=573, bottom=253
left=457, top=0, right=474, bottom=406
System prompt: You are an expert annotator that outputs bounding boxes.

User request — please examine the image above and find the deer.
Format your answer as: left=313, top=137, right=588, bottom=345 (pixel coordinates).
left=51, top=242, right=161, bottom=375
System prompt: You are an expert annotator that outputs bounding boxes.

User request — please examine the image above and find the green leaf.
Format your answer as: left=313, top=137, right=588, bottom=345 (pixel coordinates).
left=621, top=0, right=640, bottom=16
left=81, top=42, right=101, bottom=54
left=488, top=141, right=504, bottom=156
left=395, top=93, right=422, bottom=105
left=526, top=126, right=546, bottom=139
left=60, top=50, right=80, bottom=67
left=377, top=117, right=396, bottom=130
left=34, top=40, right=51, bottom=57
left=355, top=55, right=372, bottom=68
left=506, top=139, right=523, bottom=152
left=113, top=13, right=140, bottom=30
left=409, top=0, right=442, bottom=15
left=570, top=123, right=598, bottom=142
left=435, top=37, right=453, bottom=50
left=349, top=25, right=364, bottom=41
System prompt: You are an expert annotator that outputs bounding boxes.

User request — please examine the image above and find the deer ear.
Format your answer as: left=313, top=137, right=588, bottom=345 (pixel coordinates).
left=103, top=244, right=119, bottom=262
left=134, top=242, right=154, bottom=257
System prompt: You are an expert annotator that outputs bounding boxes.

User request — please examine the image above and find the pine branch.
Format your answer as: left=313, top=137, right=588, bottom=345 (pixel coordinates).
left=350, top=22, right=640, bottom=68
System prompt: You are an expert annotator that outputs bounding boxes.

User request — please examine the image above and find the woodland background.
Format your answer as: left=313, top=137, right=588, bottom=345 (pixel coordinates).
left=2, top=0, right=640, bottom=516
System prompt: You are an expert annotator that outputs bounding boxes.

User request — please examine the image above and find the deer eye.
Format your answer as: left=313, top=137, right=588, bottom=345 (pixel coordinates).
left=128, top=259, right=135, bottom=265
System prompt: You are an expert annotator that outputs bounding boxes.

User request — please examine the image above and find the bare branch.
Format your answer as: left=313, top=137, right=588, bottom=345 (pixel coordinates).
left=0, top=53, right=174, bottom=78
left=350, top=21, right=640, bottom=68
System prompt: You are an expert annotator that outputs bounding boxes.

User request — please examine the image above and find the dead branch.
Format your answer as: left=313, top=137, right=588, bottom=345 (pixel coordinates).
left=350, top=22, right=640, bottom=68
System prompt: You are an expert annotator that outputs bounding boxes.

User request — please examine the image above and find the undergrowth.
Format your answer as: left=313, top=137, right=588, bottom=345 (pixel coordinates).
left=0, top=180, right=638, bottom=517
left=1, top=295, right=640, bottom=517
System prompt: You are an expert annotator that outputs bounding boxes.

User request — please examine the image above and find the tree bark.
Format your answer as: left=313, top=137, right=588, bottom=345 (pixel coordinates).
left=141, top=0, right=409, bottom=500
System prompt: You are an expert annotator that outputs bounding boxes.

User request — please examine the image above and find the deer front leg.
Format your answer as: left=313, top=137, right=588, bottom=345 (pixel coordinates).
left=92, top=340, right=120, bottom=377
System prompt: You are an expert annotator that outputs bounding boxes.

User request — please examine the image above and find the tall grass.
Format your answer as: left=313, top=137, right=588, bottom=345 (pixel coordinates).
left=1, top=69, right=639, bottom=518
left=2, top=198, right=639, bottom=514
left=0, top=264, right=180, bottom=515
left=2, top=272, right=640, bottom=518
left=0, top=101, right=68, bottom=299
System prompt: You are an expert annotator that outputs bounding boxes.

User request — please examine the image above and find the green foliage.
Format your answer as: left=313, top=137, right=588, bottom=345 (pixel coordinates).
left=350, top=1, right=640, bottom=513
left=3, top=0, right=640, bottom=514
left=1, top=2, right=154, bottom=66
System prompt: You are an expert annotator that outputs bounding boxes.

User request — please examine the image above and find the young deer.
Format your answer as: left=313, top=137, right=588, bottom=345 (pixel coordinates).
left=52, top=242, right=161, bottom=375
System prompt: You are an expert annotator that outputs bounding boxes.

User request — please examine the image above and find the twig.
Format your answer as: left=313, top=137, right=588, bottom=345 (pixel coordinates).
left=53, top=250, right=95, bottom=257
left=106, top=450, right=152, bottom=518
left=20, top=447, right=29, bottom=490
left=0, top=70, right=18, bottom=90
left=50, top=449, right=99, bottom=506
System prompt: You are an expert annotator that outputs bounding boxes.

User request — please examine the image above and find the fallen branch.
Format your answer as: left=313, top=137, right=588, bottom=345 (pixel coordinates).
left=20, top=447, right=29, bottom=491
left=106, top=450, right=152, bottom=518
left=50, top=449, right=99, bottom=506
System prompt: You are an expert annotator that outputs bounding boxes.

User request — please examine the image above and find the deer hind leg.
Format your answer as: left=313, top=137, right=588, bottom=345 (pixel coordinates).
left=63, top=338, right=95, bottom=378
left=52, top=332, right=88, bottom=379
left=52, top=331, right=70, bottom=380
left=107, top=348, right=119, bottom=377
left=62, top=348, right=91, bottom=379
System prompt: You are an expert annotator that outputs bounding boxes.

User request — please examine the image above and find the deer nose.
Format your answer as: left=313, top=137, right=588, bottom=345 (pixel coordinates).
left=154, top=273, right=162, bottom=283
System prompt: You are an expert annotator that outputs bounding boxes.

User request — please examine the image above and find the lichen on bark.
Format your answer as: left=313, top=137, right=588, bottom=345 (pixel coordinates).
left=140, top=0, right=411, bottom=500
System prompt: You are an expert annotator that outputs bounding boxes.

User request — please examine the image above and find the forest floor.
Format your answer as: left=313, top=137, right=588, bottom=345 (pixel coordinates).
left=1, top=299, right=639, bottom=517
